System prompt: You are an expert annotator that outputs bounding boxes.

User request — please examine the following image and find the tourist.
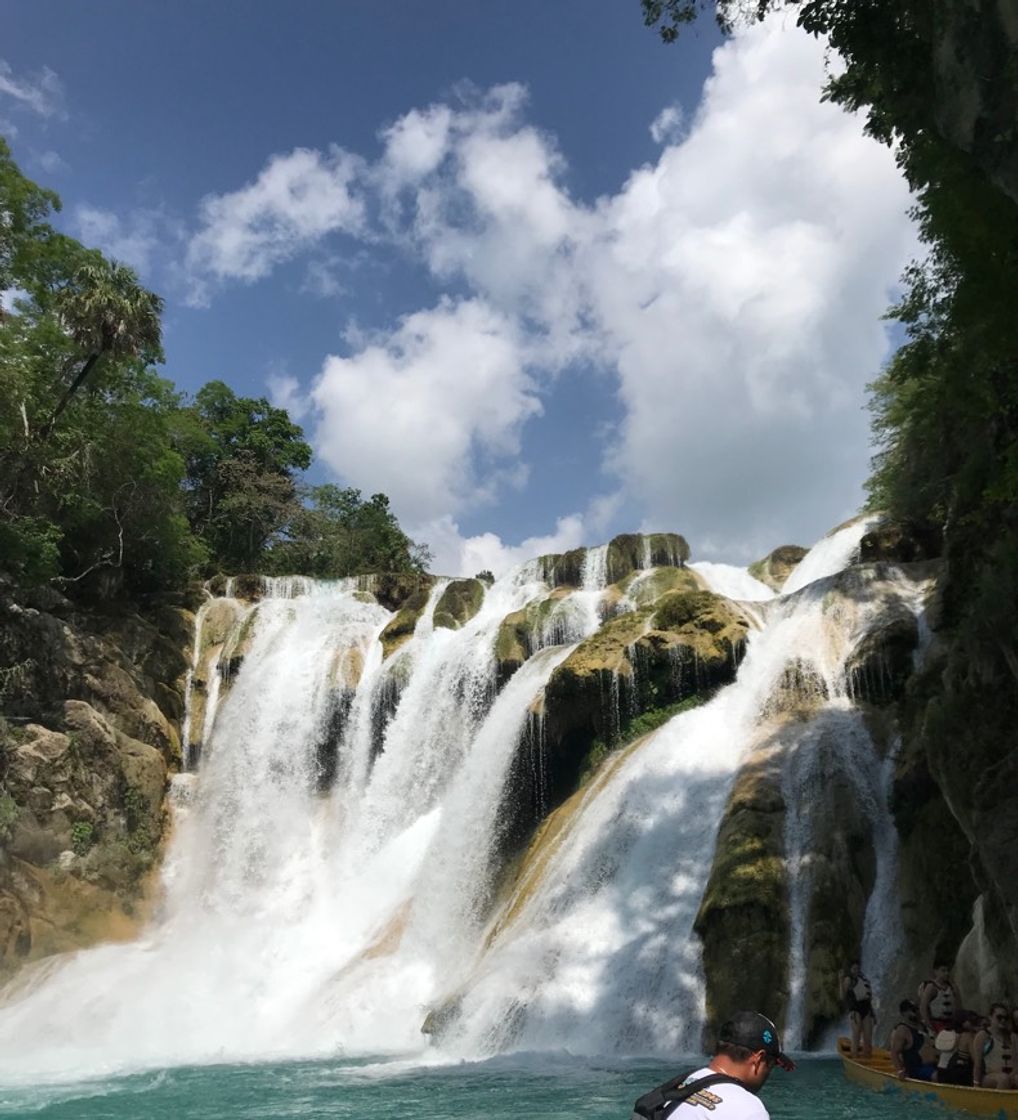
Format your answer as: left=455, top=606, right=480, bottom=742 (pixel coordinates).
left=935, top=1009, right=981, bottom=1086
left=919, top=958, right=962, bottom=1035
left=840, top=960, right=875, bottom=1058
left=630, top=1011, right=794, bottom=1119
left=973, top=1003, right=1017, bottom=1089
left=890, top=1000, right=936, bottom=1081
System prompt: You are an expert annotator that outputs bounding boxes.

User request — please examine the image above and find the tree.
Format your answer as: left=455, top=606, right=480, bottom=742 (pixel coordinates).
left=178, top=380, right=312, bottom=571
left=42, top=259, right=163, bottom=436
left=267, top=485, right=431, bottom=577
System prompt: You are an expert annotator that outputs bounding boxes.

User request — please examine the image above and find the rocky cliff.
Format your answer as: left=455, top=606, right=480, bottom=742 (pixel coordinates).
left=0, top=584, right=195, bottom=979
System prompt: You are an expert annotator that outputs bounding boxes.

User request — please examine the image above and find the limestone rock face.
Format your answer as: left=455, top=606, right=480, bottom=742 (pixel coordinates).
left=859, top=518, right=943, bottom=564
left=370, top=572, right=436, bottom=612
left=526, top=590, right=749, bottom=830
left=379, top=588, right=431, bottom=659
left=433, top=579, right=484, bottom=631
left=493, top=588, right=573, bottom=683
left=695, top=744, right=789, bottom=1033
left=0, top=589, right=183, bottom=980
left=748, top=546, right=807, bottom=592
left=537, top=533, right=690, bottom=590
left=1, top=699, right=166, bottom=978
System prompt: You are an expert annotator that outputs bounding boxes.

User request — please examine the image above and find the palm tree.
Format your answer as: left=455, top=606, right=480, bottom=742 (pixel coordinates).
left=40, top=259, right=164, bottom=437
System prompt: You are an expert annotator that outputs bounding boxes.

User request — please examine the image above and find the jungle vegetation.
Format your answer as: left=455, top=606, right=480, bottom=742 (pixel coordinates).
left=0, top=139, right=428, bottom=596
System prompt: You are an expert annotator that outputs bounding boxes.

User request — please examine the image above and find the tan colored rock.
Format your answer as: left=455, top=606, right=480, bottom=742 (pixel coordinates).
left=748, top=546, right=808, bottom=592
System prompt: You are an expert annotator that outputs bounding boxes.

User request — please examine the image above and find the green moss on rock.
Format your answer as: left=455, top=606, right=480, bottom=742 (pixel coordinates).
left=695, top=749, right=789, bottom=1033
left=379, top=588, right=431, bottom=658
left=747, top=546, right=808, bottom=592
left=433, top=580, right=484, bottom=631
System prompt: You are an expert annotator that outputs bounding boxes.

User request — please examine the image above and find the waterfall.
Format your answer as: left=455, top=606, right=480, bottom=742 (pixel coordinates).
left=691, top=561, right=775, bottom=603
left=0, top=525, right=926, bottom=1080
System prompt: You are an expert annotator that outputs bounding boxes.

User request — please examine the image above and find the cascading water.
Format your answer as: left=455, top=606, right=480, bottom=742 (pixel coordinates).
left=0, top=524, right=927, bottom=1082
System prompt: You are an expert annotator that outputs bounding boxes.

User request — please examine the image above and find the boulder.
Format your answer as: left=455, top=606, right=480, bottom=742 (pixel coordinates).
left=748, top=545, right=808, bottom=592
left=695, top=743, right=789, bottom=1032
left=379, top=588, right=432, bottom=659
left=433, top=579, right=485, bottom=631
left=369, top=572, right=436, bottom=612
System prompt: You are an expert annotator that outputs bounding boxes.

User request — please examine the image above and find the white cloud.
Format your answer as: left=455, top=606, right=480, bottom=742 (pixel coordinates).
left=74, top=205, right=175, bottom=276
left=267, top=372, right=312, bottom=422
left=179, top=14, right=916, bottom=560
left=417, top=513, right=587, bottom=578
left=311, top=298, right=541, bottom=523
left=185, top=146, right=366, bottom=298
left=650, top=104, right=685, bottom=144
left=33, top=149, right=67, bottom=174
left=0, top=60, right=64, bottom=119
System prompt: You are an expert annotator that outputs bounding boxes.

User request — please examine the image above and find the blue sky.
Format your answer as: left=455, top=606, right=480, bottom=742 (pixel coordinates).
left=2, top=2, right=916, bottom=574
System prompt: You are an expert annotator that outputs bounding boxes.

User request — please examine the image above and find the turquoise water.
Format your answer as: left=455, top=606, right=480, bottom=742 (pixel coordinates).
left=0, top=1056, right=974, bottom=1119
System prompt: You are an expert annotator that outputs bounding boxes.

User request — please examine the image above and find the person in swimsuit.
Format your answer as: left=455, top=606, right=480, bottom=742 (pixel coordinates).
left=891, top=1000, right=936, bottom=1081
left=973, top=1003, right=1017, bottom=1089
left=840, top=960, right=875, bottom=1058
left=919, top=958, right=962, bottom=1035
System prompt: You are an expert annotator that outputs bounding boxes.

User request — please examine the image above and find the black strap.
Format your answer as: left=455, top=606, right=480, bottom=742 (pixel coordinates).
left=632, top=1071, right=745, bottom=1119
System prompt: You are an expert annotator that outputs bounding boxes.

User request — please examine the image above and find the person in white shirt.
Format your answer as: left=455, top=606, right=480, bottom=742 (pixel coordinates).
left=631, top=1011, right=795, bottom=1119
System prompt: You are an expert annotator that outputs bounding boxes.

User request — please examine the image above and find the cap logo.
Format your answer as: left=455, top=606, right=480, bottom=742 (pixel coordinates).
left=762, top=1029, right=773, bottom=1044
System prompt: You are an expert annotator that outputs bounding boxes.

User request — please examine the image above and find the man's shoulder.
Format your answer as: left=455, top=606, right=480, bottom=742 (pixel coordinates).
left=673, top=1068, right=769, bottom=1119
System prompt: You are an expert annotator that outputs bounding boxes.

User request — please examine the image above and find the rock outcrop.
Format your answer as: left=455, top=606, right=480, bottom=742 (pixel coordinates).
left=748, top=546, right=807, bottom=592
left=695, top=740, right=789, bottom=1033
left=433, top=579, right=484, bottom=631
left=0, top=590, right=187, bottom=979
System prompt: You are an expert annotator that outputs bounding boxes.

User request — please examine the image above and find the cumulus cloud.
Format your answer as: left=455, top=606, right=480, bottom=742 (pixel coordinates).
left=311, top=298, right=541, bottom=522
left=418, top=513, right=588, bottom=578
left=180, top=13, right=916, bottom=559
left=74, top=205, right=178, bottom=276
left=267, top=372, right=312, bottom=422
left=186, top=146, right=366, bottom=300
left=0, top=60, right=64, bottom=118
left=650, top=104, right=685, bottom=144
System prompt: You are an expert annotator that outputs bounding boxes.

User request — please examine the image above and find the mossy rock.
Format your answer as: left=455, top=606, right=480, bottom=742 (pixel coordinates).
left=604, top=532, right=690, bottom=584
left=433, top=580, right=484, bottom=631
left=379, top=588, right=431, bottom=658
left=695, top=748, right=790, bottom=1032
left=537, top=548, right=586, bottom=589
left=617, top=565, right=701, bottom=606
left=370, top=571, right=436, bottom=612
left=493, top=589, right=573, bottom=683
left=747, top=545, right=808, bottom=592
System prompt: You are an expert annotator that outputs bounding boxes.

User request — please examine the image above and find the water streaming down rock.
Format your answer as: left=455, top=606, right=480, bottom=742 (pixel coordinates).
left=0, top=527, right=926, bottom=1080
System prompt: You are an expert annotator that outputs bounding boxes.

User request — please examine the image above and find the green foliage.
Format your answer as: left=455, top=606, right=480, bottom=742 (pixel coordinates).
left=0, top=143, right=427, bottom=595
left=267, top=484, right=431, bottom=577
left=70, top=820, right=95, bottom=856
left=579, top=693, right=706, bottom=786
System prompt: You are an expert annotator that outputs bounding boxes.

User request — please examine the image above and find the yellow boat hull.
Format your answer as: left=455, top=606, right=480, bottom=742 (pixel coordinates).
left=838, top=1037, right=1018, bottom=1118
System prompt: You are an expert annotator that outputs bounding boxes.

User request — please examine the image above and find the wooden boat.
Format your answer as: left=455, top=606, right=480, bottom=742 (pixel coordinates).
left=838, top=1037, right=1018, bottom=1118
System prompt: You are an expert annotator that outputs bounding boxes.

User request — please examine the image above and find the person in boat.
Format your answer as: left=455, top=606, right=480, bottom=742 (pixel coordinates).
left=630, top=1011, right=794, bottom=1119
left=840, top=960, right=875, bottom=1058
left=934, top=1009, right=982, bottom=1086
left=891, top=999, right=937, bottom=1081
left=973, top=1002, right=1017, bottom=1089
left=919, top=958, right=962, bottom=1035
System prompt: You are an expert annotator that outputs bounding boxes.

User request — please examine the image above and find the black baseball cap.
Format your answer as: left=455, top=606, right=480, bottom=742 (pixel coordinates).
left=719, top=1011, right=795, bottom=1071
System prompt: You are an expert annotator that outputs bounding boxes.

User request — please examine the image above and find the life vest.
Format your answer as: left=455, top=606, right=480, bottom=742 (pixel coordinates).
left=982, top=1033, right=1015, bottom=1076
left=631, top=1070, right=745, bottom=1120
left=920, top=979, right=955, bottom=1022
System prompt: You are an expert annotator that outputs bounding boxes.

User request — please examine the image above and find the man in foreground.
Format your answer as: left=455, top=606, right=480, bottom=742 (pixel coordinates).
left=631, top=1011, right=794, bottom=1119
